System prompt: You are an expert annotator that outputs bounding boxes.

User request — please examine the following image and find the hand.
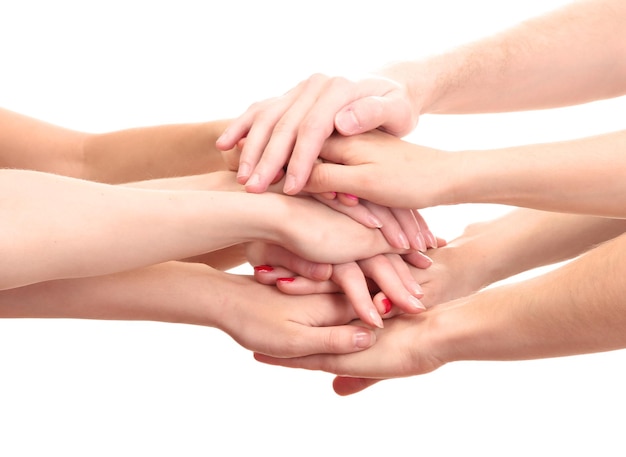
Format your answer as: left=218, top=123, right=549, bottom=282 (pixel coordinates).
left=253, top=252, right=429, bottom=329
left=304, top=129, right=456, bottom=209
left=222, top=139, right=438, bottom=250
left=216, top=73, right=418, bottom=195
left=216, top=272, right=377, bottom=357
left=254, top=311, right=445, bottom=392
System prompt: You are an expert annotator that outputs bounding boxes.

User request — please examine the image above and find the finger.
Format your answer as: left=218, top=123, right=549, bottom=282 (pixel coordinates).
left=304, top=154, right=365, bottom=197
left=275, top=276, right=341, bottom=295
left=245, top=77, right=334, bottom=195
left=251, top=244, right=332, bottom=281
left=215, top=112, right=254, bottom=151
left=403, top=250, right=433, bottom=270
left=332, top=262, right=384, bottom=329
left=359, top=255, right=425, bottom=314
left=390, top=207, right=427, bottom=252
left=412, top=209, right=438, bottom=249
left=335, top=93, right=414, bottom=137
left=238, top=92, right=303, bottom=189
left=253, top=323, right=376, bottom=358
left=364, top=203, right=410, bottom=250
left=252, top=264, right=297, bottom=285
left=336, top=192, right=360, bottom=207
left=284, top=75, right=372, bottom=195
left=311, top=194, right=383, bottom=229
left=332, top=376, right=383, bottom=396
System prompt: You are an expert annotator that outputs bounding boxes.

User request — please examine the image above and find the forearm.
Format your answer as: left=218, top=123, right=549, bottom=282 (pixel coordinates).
left=0, top=261, right=221, bottom=326
left=81, top=120, right=231, bottom=184
left=449, top=129, right=626, bottom=216
left=382, top=0, right=626, bottom=115
left=434, top=230, right=626, bottom=363
left=0, top=107, right=231, bottom=183
left=0, top=108, right=86, bottom=176
left=441, top=208, right=626, bottom=292
left=0, top=169, right=272, bottom=289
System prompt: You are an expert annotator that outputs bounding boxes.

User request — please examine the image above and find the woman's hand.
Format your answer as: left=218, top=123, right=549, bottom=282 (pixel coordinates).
left=216, top=73, right=417, bottom=195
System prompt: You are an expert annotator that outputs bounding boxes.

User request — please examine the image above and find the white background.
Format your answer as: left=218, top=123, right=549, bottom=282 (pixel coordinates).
left=2, top=1, right=626, bottom=456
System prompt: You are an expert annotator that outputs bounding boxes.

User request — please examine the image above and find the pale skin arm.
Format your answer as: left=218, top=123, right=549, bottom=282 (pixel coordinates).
left=255, top=227, right=626, bottom=395
left=0, top=261, right=375, bottom=357
left=217, top=0, right=626, bottom=195
left=0, top=168, right=400, bottom=290
left=304, top=129, right=626, bottom=217
left=0, top=107, right=248, bottom=271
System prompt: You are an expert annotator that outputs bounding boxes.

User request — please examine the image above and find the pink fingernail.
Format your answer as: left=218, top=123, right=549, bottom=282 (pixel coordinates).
left=344, top=193, right=359, bottom=200
left=382, top=298, right=393, bottom=314
left=277, top=277, right=295, bottom=283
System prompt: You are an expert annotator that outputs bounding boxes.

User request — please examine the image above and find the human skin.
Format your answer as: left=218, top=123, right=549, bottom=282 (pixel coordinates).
left=254, top=210, right=626, bottom=394
left=216, top=0, right=626, bottom=195
left=303, top=128, right=626, bottom=217
left=1, top=107, right=430, bottom=329
left=0, top=168, right=403, bottom=290
left=0, top=261, right=376, bottom=357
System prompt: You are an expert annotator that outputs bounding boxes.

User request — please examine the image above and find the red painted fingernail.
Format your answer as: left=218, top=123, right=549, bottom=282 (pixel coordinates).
left=277, top=277, right=295, bottom=283
left=254, top=265, right=274, bottom=273
left=382, top=298, right=393, bottom=314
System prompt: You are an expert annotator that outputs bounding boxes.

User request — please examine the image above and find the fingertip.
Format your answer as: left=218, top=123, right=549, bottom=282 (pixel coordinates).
left=335, top=108, right=362, bottom=136
left=336, top=192, right=360, bottom=207
left=333, top=376, right=380, bottom=396
left=244, top=173, right=269, bottom=193
left=282, top=173, right=303, bottom=195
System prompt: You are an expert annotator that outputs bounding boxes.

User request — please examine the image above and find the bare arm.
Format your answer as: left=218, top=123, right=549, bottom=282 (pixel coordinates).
left=390, top=0, right=626, bottom=114
left=306, top=129, right=626, bottom=217
left=0, top=261, right=375, bottom=357
left=0, top=169, right=398, bottom=290
left=0, top=107, right=231, bottom=182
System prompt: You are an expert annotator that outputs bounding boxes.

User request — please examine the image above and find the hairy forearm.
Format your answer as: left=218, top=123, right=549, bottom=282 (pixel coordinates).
left=434, top=231, right=626, bottom=363
left=383, top=0, right=626, bottom=115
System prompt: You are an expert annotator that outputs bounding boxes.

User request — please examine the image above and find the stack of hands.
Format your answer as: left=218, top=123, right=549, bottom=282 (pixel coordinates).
left=2, top=0, right=626, bottom=396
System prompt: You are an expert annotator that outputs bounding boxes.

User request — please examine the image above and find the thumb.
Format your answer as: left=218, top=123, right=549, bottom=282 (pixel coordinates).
left=332, top=376, right=383, bottom=396
left=303, top=161, right=363, bottom=196
left=335, top=95, right=415, bottom=137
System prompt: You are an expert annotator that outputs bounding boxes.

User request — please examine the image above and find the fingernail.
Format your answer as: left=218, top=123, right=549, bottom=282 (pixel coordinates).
left=354, top=331, right=374, bottom=349
left=344, top=193, right=359, bottom=201
left=425, top=231, right=438, bottom=249
left=245, top=173, right=261, bottom=189
left=367, top=214, right=383, bottom=228
left=408, top=295, right=426, bottom=311
left=253, top=265, right=274, bottom=273
left=411, top=282, right=424, bottom=297
left=382, top=298, right=393, bottom=314
left=283, top=174, right=298, bottom=195
left=336, top=109, right=361, bottom=134
left=416, top=232, right=428, bottom=252
left=369, top=309, right=384, bottom=329
left=398, top=232, right=410, bottom=250
left=237, top=162, right=251, bottom=180
left=277, top=277, right=295, bottom=283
